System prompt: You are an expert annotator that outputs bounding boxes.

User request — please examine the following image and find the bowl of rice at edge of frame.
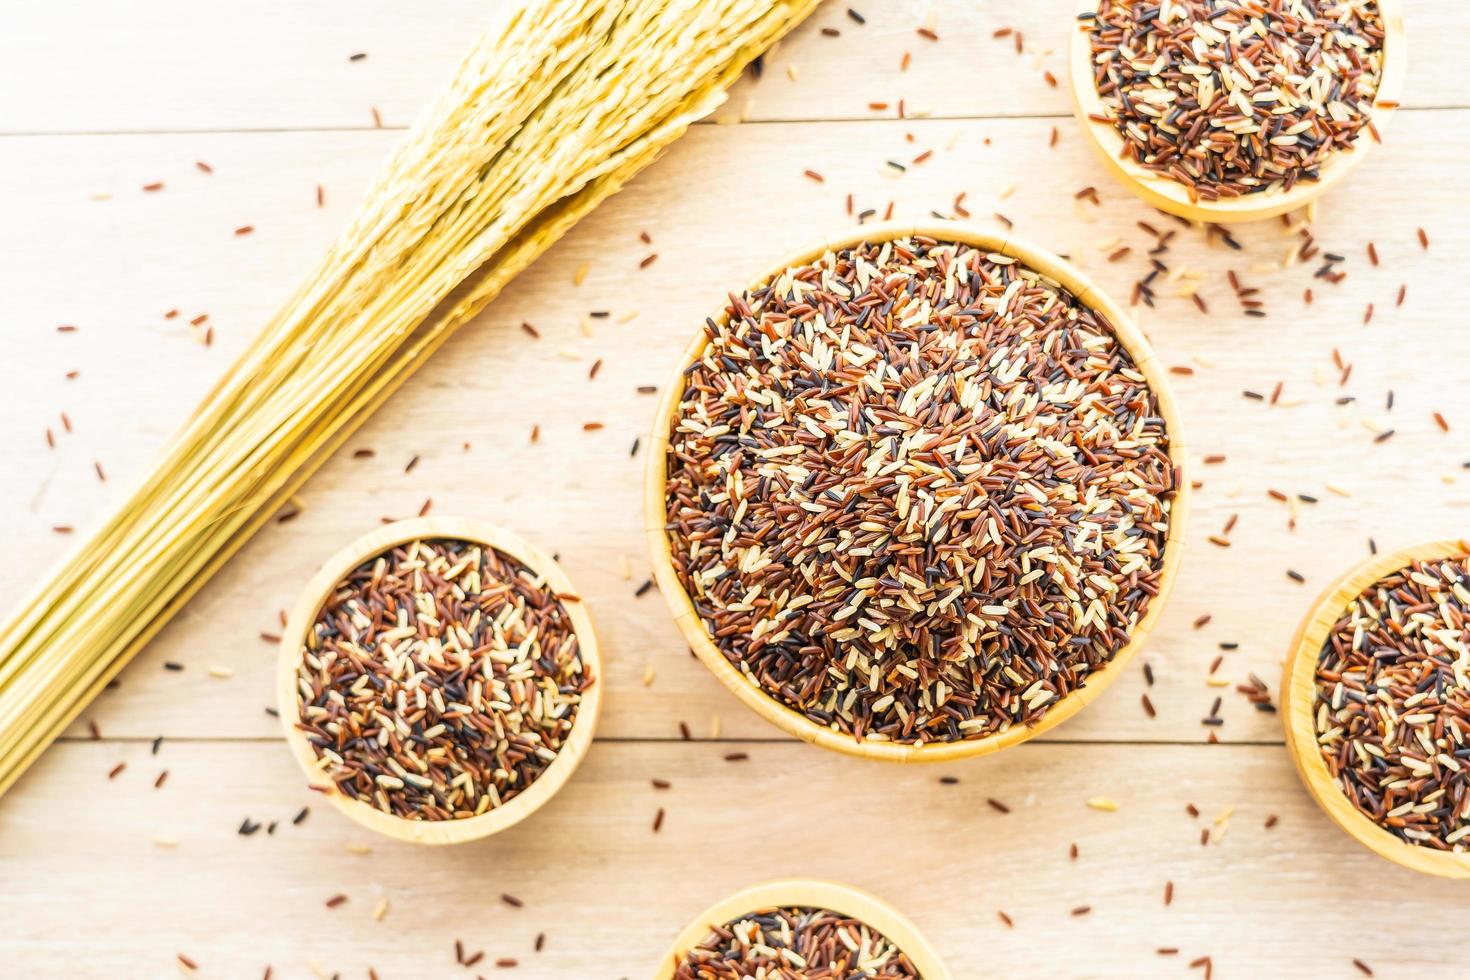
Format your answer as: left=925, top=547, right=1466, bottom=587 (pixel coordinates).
left=645, top=221, right=1190, bottom=763
left=277, top=516, right=602, bottom=845
left=1281, top=538, right=1470, bottom=880
left=1069, top=0, right=1406, bottom=224
left=654, top=878, right=951, bottom=980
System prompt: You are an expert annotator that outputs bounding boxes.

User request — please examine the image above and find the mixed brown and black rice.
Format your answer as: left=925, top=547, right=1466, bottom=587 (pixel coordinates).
left=1084, top=0, right=1386, bottom=199
left=664, top=236, right=1176, bottom=745
left=293, top=538, right=593, bottom=820
left=1314, top=555, right=1470, bottom=850
left=674, top=906, right=920, bottom=979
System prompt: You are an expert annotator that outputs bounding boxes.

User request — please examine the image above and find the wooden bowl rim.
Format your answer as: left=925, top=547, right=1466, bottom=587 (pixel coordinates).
left=276, top=516, right=602, bottom=845
left=1280, top=538, right=1470, bottom=879
left=652, top=878, right=952, bottom=980
left=1068, top=0, right=1407, bottom=223
left=643, top=220, right=1190, bottom=763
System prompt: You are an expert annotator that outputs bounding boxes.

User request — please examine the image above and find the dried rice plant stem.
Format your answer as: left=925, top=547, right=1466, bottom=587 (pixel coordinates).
left=0, top=0, right=817, bottom=795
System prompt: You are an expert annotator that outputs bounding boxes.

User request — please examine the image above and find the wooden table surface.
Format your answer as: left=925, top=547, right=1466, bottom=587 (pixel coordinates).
left=3, top=2, right=1468, bottom=977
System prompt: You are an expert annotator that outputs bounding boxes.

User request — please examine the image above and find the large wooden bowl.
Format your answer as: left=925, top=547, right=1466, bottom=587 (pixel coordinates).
left=1281, top=538, right=1470, bottom=879
left=1069, top=0, right=1406, bottom=223
left=276, top=517, right=602, bottom=845
left=653, top=879, right=951, bottom=980
left=644, top=221, right=1190, bottom=763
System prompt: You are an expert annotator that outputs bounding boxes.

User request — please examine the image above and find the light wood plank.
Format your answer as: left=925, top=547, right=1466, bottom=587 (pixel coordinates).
left=0, top=0, right=1461, bottom=134
left=2, top=739, right=1462, bottom=978
left=6, top=7, right=1470, bottom=977
left=4, top=111, right=1467, bottom=745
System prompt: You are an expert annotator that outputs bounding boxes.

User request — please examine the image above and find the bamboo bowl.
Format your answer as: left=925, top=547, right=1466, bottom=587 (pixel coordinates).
left=653, top=879, right=951, bottom=980
left=1069, top=0, right=1406, bottom=223
left=276, top=516, right=602, bottom=845
left=644, top=221, right=1190, bottom=763
left=1281, top=538, right=1470, bottom=879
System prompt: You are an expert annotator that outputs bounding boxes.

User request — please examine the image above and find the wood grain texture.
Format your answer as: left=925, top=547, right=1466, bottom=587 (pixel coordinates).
left=1, top=0, right=1465, bottom=134
left=3, top=740, right=1467, bottom=978
left=6, top=112, right=1467, bottom=746
left=4, top=1, right=1470, bottom=974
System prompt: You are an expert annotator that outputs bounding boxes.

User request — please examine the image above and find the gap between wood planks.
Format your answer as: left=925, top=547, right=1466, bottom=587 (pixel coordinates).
left=0, top=102, right=1462, bottom=139
left=57, top=735, right=1290, bottom=747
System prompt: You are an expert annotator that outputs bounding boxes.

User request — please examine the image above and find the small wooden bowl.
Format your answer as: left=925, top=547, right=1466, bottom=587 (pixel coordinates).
left=1069, top=0, right=1406, bottom=223
left=644, top=221, right=1190, bottom=763
left=1281, top=538, right=1470, bottom=879
left=653, top=878, right=951, bottom=980
left=276, top=517, right=602, bottom=845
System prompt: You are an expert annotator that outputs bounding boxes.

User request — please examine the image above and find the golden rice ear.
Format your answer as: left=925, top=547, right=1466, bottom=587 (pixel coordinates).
left=0, top=0, right=819, bottom=798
